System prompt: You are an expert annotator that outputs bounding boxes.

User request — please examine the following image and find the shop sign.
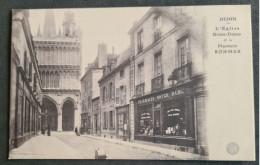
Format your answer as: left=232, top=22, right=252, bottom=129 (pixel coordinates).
left=137, top=89, right=185, bottom=104
left=141, top=113, right=150, bottom=119
left=167, top=109, right=180, bottom=117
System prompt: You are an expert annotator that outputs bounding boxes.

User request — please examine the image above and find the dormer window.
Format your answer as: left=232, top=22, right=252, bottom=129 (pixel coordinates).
left=154, top=15, right=161, bottom=30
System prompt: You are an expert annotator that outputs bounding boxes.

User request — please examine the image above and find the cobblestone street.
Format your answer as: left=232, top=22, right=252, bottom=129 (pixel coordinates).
left=9, top=132, right=176, bottom=159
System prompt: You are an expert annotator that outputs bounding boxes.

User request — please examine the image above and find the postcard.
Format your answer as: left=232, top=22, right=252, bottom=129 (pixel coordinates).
left=9, top=5, right=255, bottom=160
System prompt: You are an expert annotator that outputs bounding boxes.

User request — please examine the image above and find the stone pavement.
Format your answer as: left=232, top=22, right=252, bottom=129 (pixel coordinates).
left=9, top=134, right=82, bottom=159
left=81, top=134, right=207, bottom=160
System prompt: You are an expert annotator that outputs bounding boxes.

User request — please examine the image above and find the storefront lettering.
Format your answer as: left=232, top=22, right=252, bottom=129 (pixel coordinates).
left=137, top=89, right=186, bottom=105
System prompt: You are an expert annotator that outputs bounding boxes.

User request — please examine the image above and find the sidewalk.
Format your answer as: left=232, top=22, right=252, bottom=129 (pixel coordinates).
left=81, top=134, right=207, bottom=160
left=9, top=134, right=82, bottom=159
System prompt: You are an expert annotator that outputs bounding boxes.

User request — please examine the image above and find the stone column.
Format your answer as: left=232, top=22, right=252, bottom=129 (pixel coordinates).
left=57, top=105, right=62, bottom=132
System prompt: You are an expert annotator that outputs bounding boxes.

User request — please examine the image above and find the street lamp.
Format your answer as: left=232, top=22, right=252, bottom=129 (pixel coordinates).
left=168, top=70, right=178, bottom=87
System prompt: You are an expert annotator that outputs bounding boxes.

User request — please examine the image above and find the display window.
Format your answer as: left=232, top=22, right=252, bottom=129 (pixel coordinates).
left=163, top=99, right=186, bottom=136
left=137, top=104, right=153, bottom=135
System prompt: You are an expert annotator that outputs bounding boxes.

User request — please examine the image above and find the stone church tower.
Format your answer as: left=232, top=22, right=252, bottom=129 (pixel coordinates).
left=33, top=10, right=82, bottom=131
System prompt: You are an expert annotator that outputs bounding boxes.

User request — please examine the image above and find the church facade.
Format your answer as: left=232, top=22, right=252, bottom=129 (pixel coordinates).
left=33, top=10, right=82, bottom=131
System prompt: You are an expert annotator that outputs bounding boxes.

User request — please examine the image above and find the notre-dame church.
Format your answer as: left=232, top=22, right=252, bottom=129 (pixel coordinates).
left=33, top=10, right=82, bottom=131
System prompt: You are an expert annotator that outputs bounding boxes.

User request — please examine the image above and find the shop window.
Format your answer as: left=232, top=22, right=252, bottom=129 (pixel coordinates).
left=118, top=112, right=128, bottom=136
left=137, top=104, right=153, bottom=135
left=163, top=99, right=186, bottom=136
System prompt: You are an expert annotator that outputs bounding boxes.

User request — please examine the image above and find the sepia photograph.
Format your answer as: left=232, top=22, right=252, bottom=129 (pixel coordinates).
left=8, top=5, right=255, bottom=160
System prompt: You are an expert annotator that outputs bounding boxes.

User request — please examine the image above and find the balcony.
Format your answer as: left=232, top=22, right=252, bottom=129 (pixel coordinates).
left=169, top=63, right=192, bottom=84
left=154, top=29, right=162, bottom=42
left=151, top=74, right=164, bottom=93
left=136, top=82, right=145, bottom=97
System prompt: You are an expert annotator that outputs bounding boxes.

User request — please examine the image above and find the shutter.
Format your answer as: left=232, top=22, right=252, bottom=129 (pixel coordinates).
left=115, top=88, right=119, bottom=104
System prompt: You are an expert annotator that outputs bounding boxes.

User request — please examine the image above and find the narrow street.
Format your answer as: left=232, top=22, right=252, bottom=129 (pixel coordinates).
left=9, top=132, right=175, bottom=159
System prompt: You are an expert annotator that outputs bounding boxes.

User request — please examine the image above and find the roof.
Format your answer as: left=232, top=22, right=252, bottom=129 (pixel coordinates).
left=98, top=47, right=131, bottom=84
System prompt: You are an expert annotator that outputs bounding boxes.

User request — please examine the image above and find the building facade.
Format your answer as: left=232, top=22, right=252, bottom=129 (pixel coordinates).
left=91, top=96, right=101, bottom=135
left=114, top=48, right=132, bottom=140
left=128, top=7, right=207, bottom=155
left=80, top=64, right=102, bottom=135
left=97, top=45, right=121, bottom=139
left=10, top=10, right=42, bottom=149
left=33, top=10, right=82, bottom=131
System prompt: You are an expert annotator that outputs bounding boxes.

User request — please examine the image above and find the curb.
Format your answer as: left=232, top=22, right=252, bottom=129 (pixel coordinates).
left=81, top=134, right=207, bottom=160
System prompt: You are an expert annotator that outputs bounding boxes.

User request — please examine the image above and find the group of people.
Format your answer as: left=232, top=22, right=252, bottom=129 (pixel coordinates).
left=41, top=125, right=51, bottom=136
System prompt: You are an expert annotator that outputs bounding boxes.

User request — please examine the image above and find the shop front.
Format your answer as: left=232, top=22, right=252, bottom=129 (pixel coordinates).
left=116, top=105, right=129, bottom=141
left=134, top=86, right=196, bottom=149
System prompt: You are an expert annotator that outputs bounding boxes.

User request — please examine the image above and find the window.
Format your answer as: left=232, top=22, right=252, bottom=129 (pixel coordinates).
left=137, top=104, right=153, bottom=135
left=163, top=99, right=186, bottom=136
left=154, top=15, right=162, bottom=41
left=102, top=87, right=106, bottom=102
left=103, top=112, right=107, bottom=129
left=109, top=111, right=114, bottom=129
left=82, top=100, right=85, bottom=112
left=120, top=69, right=124, bottom=78
left=109, top=82, right=113, bottom=100
left=88, top=96, right=91, bottom=109
left=138, top=62, right=144, bottom=84
left=178, top=37, right=190, bottom=66
left=154, top=51, right=162, bottom=77
left=154, top=15, right=162, bottom=30
left=120, top=85, right=126, bottom=104
left=137, top=30, right=143, bottom=53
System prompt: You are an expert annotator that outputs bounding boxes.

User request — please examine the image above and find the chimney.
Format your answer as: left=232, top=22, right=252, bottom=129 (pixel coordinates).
left=97, top=43, right=107, bottom=68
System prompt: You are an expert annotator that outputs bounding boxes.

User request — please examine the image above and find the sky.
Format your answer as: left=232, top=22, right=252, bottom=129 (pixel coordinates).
left=28, top=7, right=150, bottom=76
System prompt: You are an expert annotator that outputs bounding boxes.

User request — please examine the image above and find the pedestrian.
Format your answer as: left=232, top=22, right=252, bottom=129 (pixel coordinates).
left=75, top=127, right=78, bottom=136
